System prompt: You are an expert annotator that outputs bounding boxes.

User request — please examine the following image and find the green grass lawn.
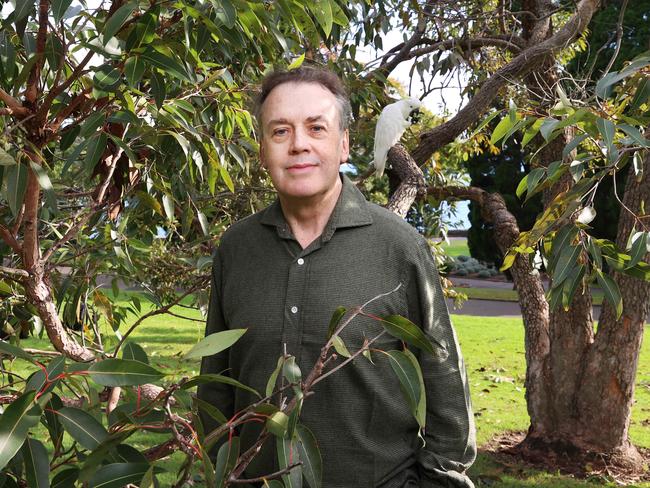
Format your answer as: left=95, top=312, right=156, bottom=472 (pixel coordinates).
left=443, top=237, right=470, bottom=257
left=3, top=300, right=648, bottom=487
left=452, top=286, right=606, bottom=305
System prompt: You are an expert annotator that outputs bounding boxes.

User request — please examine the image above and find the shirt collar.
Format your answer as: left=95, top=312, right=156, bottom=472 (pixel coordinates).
left=260, top=174, right=373, bottom=241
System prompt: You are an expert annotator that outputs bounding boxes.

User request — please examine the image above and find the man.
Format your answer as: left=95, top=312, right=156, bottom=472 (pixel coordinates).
left=198, top=66, right=476, bottom=487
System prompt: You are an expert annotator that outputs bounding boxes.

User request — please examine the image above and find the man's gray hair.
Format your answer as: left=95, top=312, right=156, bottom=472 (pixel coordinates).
left=253, top=66, right=352, bottom=133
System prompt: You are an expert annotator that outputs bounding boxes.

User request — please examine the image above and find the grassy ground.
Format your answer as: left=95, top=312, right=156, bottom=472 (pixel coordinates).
left=4, top=302, right=649, bottom=486
left=442, top=237, right=471, bottom=257
left=452, top=286, right=606, bottom=305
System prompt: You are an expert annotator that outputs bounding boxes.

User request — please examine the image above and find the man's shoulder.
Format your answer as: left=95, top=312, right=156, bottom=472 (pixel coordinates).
left=217, top=206, right=270, bottom=250
left=365, top=201, right=427, bottom=247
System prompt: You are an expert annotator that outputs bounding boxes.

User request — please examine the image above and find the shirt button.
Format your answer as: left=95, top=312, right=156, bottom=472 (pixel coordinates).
left=297, top=258, right=305, bottom=265
left=290, top=306, right=298, bottom=314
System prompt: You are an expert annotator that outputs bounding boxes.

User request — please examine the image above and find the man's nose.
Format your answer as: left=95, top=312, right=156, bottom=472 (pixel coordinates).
left=289, top=128, right=309, bottom=153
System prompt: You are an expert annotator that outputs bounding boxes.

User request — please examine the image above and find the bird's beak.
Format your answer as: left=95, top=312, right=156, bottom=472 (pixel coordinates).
left=409, top=109, right=421, bottom=124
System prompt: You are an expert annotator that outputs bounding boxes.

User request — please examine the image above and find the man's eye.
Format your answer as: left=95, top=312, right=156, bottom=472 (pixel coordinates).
left=311, top=126, right=325, bottom=132
left=273, top=128, right=288, bottom=136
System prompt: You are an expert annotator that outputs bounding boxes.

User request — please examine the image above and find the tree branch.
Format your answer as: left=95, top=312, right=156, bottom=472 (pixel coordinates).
left=34, top=50, right=94, bottom=123
left=0, top=265, right=29, bottom=279
left=0, top=88, right=29, bottom=117
left=0, top=224, right=22, bottom=254
left=25, top=0, right=50, bottom=105
left=411, top=0, right=601, bottom=165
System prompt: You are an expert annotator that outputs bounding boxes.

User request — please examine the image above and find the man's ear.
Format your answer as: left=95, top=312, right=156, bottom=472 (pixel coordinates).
left=340, top=129, right=350, bottom=163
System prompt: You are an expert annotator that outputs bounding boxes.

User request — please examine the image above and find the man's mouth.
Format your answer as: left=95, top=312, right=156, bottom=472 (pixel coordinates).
left=287, top=163, right=319, bottom=171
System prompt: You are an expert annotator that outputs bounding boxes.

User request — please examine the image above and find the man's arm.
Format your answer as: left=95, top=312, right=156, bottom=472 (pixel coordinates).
left=197, top=249, right=235, bottom=439
left=408, top=239, right=476, bottom=488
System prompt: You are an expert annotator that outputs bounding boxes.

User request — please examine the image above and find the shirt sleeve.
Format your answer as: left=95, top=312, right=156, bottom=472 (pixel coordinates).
left=407, top=239, right=476, bottom=488
left=197, top=248, right=235, bottom=439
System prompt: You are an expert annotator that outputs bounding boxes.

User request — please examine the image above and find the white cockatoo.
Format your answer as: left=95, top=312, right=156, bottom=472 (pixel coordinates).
left=373, top=97, right=423, bottom=177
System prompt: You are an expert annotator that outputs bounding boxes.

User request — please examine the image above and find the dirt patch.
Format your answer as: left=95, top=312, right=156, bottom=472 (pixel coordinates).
left=480, top=431, right=650, bottom=485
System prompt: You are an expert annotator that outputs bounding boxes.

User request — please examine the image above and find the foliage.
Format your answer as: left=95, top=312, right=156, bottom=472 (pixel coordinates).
left=495, top=52, right=650, bottom=316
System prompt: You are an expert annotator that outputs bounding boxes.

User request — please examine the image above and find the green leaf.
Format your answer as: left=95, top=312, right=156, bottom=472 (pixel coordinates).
left=489, top=116, right=514, bottom=145
left=79, top=112, right=106, bottom=138
left=549, top=225, right=579, bottom=272
left=266, top=356, right=285, bottom=397
left=587, top=235, right=602, bottom=269
left=52, top=0, right=74, bottom=22
left=93, top=65, right=121, bottom=90
left=552, top=244, right=581, bottom=287
left=150, top=71, right=166, bottom=108
left=619, top=124, right=650, bottom=147
left=403, top=348, right=426, bottom=428
left=0, top=391, right=41, bottom=470
left=515, top=174, right=528, bottom=199
left=56, top=407, right=108, bottom=450
left=296, top=424, right=322, bottom=488
left=326, top=306, right=346, bottom=338
left=84, top=132, right=107, bottom=174
left=124, top=56, right=145, bottom=88
left=102, top=2, right=136, bottom=44
left=277, top=437, right=302, bottom=488
left=627, top=231, right=648, bottom=269
left=385, top=350, right=421, bottom=417
left=562, top=133, right=589, bottom=160
left=194, top=397, right=228, bottom=426
left=525, top=167, right=546, bottom=198
left=126, top=11, right=156, bottom=51
left=263, top=480, right=284, bottom=488
left=309, top=0, right=332, bottom=37
left=181, top=374, right=260, bottom=397
left=185, top=329, right=246, bottom=359
left=521, top=118, right=543, bottom=148
left=288, top=53, right=306, bottom=70
left=0, top=147, right=16, bottom=166
left=89, top=463, right=151, bottom=488
left=141, top=50, right=191, bottom=82
left=21, top=438, right=49, bottom=488
left=214, top=437, right=240, bottom=488
left=596, top=117, right=615, bottom=150
left=596, top=270, right=623, bottom=319
left=282, top=356, right=301, bottom=383
left=121, top=342, right=148, bottom=364
left=469, top=110, right=500, bottom=138
left=213, top=0, right=237, bottom=28
left=561, top=264, right=585, bottom=310
left=4, top=162, right=27, bottom=216
left=51, top=467, right=79, bottom=488
left=88, top=359, right=165, bottom=387
left=26, top=355, right=65, bottom=394
left=331, top=336, right=351, bottom=358
left=379, top=315, right=437, bottom=355
left=219, top=166, right=235, bottom=193
left=266, top=411, right=289, bottom=437
left=540, top=118, right=560, bottom=142
left=0, top=340, right=35, bottom=363
left=13, top=0, right=34, bottom=21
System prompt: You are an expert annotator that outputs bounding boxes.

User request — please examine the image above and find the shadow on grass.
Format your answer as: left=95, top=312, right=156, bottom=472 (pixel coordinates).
left=469, top=452, right=646, bottom=488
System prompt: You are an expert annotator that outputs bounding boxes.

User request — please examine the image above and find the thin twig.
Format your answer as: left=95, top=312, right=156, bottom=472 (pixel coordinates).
left=601, top=0, right=629, bottom=78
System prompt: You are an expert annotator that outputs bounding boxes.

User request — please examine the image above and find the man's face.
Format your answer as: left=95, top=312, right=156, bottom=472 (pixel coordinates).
left=259, top=82, right=350, bottom=202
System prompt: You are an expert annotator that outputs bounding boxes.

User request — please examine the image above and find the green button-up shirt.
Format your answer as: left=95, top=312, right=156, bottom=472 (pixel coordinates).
left=198, top=175, right=476, bottom=488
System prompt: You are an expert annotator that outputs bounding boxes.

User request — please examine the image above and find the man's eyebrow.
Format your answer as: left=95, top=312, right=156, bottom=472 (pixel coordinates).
left=305, top=115, right=327, bottom=124
left=266, top=118, right=290, bottom=127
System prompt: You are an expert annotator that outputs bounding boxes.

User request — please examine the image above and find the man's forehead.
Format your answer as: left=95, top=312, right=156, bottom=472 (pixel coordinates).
left=262, top=82, right=339, bottom=123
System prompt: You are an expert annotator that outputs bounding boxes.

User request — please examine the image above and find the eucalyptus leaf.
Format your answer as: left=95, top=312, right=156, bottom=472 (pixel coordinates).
left=185, top=329, right=246, bottom=359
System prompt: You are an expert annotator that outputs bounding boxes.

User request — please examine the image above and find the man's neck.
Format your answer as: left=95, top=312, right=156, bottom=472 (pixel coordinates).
left=279, top=178, right=343, bottom=249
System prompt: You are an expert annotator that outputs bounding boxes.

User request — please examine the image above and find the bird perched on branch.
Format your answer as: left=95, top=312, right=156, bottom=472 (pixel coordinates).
left=373, top=97, right=422, bottom=177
